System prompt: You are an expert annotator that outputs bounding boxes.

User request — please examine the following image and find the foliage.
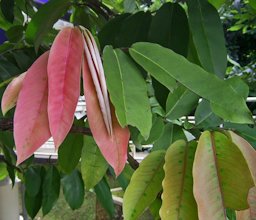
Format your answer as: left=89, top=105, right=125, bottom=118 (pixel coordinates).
left=0, top=0, right=255, bottom=219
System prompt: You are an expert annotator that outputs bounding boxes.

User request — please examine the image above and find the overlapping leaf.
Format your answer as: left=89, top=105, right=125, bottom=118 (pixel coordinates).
left=103, top=46, right=152, bottom=138
left=193, top=131, right=254, bottom=220
left=47, top=27, right=83, bottom=148
left=123, top=150, right=165, bottom=220
left=14, top=51, right=51, bottom=164
left=129, top=42, right=253, bottom=124
left=160, top=140, right=198, bottom=220
left=1, top=72, right=26, bottom=115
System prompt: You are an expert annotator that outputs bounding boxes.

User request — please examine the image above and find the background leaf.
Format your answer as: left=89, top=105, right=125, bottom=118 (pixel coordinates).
left=0, top=0, right=14, bottom=23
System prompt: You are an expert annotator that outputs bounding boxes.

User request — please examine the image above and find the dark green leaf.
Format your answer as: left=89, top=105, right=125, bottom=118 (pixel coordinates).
left=166, top=85, right=199, bottom=120
left=149, top=198, right=161, bottom=220
left=42, top=166, right=60, bottom=215
left=129, top=42, right=253, bottom=124
left=6, top=25, right=24, bottom=42
left=81, top=135, right=108, bottom=189
left=58, top=133, right=83, bottom=174
left=152, top=123, right=186, bottom=151
left=24, top=166, right=42, bottom=197
left=187, top=0, right=227, bottom=78
left=94, top=177, right=115, bottom=218
left=25, top=0, right=71, bottom=50
left=208, top=0, right=226, bottom=9
left=1, top=0, right=14, bottom=23
left=226, top=208, right=236, bottom=220
left=0, top=59, right=21, bottom=82
left=103, top=46, right=152, bottom=138
left=116, top=164, right=134, bottom=190
left=148, top=2, right=189, bottom=56
left=25, top=190, right=42, bottom=219
left=70, top=7, right=91, bottom=29
left=13, top=51, right=34, bottom=71
left=61, top=170, right=85, bottom=210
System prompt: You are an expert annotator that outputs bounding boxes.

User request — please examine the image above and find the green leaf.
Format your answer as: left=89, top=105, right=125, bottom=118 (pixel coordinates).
left=0, top=0, right=14, bottom=23
left=160, top=140, right=198, bottom=220
left=103, top=46, right=152, bottom=138
left=195, top=99, right=223, bottom=129
left=58, top=133, right=83, bottom=174
left=249, top=0, right=256, bottom=10
left=116, top=11, right=151, bottom=47
left=149, top=198, right=162, bottom=220
left=0, top=59, right=21, bottom=83
left=123, top=150, right=165, bottom=220
left=61, top=170, right=85, bottom=210
left=116, top=164, right=134, bottom=190
left=25, top=0, right=71, bottom=50
left=6, top=25, right=24, bottom=42
left=98, top=14, right=130, bottom=48
left=94, top=177, right=115, bottom=218
left=0, top=162, right=8, bottom=181
left=124, top=0, right=137, bottom=13
left=226, top=77, right=249, bottom=99
left=129, top=42, right=253, bottom=124
left=152, top=123, right=186, bottom=151
left=187, top=0, right=227, bottom=78
left=25, top=190, right=42, bottom=219
left=166, top=85, right=199, bottom=120
left=24, top=166, right=42, bottom=197
left=193, top=131, right=254, bottom=219
left=148, top=2, right=189, bottom=56
left=81, top=135, right=108, bottom=189
left=42, top=166, right=60, bottom=215
left=208, top=0, right=226, bottom=9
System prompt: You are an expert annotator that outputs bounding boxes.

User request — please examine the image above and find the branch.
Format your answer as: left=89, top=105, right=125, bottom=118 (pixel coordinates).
left=127, top=153, right=139, bottom=169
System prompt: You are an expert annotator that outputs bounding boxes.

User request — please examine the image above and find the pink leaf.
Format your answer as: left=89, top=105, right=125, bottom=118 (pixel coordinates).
left=47, top=27, right=83, bottom=148
left=81, top=27, right=112, bottom=135
left=1, top=72, right=26, bottom=116
left=82, top=54, right=130, bottom=176
left=14, top=52, right=51, bottom=164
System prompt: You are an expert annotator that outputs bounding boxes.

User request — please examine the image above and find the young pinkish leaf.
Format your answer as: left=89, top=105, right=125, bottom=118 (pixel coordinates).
left=47, top=27, right=83, bottom=148
left=82, top=55, right=130, bottom=176
left=81, top=27, right=112, bottom=135
left=14, top=52, right=51, bottom=164
left=1, top=72, right=26, bottom=115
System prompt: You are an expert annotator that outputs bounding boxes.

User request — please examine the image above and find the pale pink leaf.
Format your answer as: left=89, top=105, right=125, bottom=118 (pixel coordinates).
left=1, top=72, right=26, bottom=115
left=81, top=27, right=112, bottom=135
left=82, top=56, right=130, bottom=176
left=14, top=52, right=51, bottom=164
left=47, top=27, right=83, bottom=148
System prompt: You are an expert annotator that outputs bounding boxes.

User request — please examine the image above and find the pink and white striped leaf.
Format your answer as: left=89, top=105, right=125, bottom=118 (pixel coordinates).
left=1, top=72, right=26, bottom=116
left=81, top=27, right=112, bottom=135
left=47, top=27, right=83, bottom=148
left=82, top=55, right=130, bottom=176
left=14, top=52, right=51, bottom=164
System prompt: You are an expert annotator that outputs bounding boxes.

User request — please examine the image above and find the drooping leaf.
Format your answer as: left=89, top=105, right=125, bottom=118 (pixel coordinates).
left=25, top=0, right=71, bottom=50
left=58, top=133, right=83, bottom=174
left=148, top=2, right=189, bottom=57
left=103, top=46, right=152, bottom=138
left=82, top=45, right=130, bottom=176
left=1, top=72, right=26, bottom=115
left=129, top=42, right=253, bottom=124
left=48, top=27, right=83, bottom=148
left=0, top=0, right=14, bottom=23
left=81, top=135, right=108, bottom=189
left=94, top=177, right=115, bottom=218
left=193, top=131, right=254, bottom=220
left=123, top=150, right=165, bottom=220
left=228, top=131, right=256, bottom=184
left=152, top=123, right=186, bottom=151
left=61, top=170, right=85, bottom=210
left=14, top=51, right=51, bottom=164
left=187, top=0, right=227, bottom=78
left=24, top=166, right=42, bottom=197
left=160, top=140, right=198, bottom=220
left=42, top=166, right=60, bottom=216
left=166, top=85, right=199, bottom=120
left=25, top=190, right=42, bottom=219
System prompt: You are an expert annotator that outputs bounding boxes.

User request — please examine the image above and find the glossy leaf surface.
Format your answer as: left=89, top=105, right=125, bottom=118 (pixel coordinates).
left=160, top=140, right=198, bottom=220
left=14, top=51, right=51, bottom=164
left=48, top=27, right=83, bottom=148
left=129, top=42, right=253, bottom=124
left=103, top=46, right=152, bottom=138
left=123, top=150, right=165, bottom=220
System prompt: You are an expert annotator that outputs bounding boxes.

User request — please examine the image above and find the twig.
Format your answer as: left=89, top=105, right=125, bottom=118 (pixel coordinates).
left=127, top=153, right=139, bottom=169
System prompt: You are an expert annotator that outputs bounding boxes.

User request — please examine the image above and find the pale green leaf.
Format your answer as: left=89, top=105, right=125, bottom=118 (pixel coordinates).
left=103, top=46, right=152, bottom=138
left=187, top=0, right=227, bottom=78
left=123, top=150, right=165, bottom=220
left=81, top=135, right=108, bottom=189
left=160, top=140, right=198, bottom=220
left=0, top=162, right=8, bottom=181
left=129, top=42, right=253, bottom=124
left=193, top=131, right=254, bottom=220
